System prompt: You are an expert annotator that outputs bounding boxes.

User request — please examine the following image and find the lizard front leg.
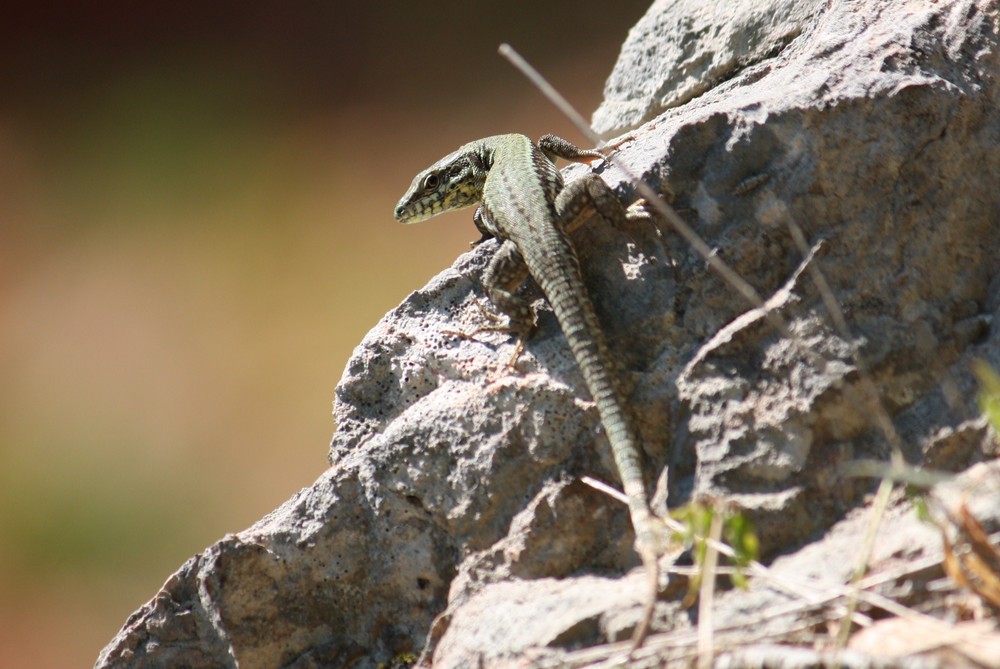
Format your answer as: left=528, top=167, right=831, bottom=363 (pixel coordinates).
left=481, top=240, right=536, bottom=365
left=470, top=206, right=495, bottom=247
left=481, top=241, right=533, bottom=330
left=444, top=240, right=535, bottom=365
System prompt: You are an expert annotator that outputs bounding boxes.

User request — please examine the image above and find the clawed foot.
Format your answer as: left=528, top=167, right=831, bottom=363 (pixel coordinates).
left=608, top=198, right=660, bottom=259
left=626, top=197, right=674, bottom=225
left=625, top=197, right=655, bottom=223
left=441, top=300, right=534, bottom=368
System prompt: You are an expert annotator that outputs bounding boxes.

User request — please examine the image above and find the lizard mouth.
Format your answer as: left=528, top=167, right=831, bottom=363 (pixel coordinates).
left=393, top=203, right=434, bottom=224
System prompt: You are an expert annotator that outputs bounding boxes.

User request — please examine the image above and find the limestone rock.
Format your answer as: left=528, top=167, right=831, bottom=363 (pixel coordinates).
left=97, top=0, right=1000, bottom=667
left=592, top=0, right=828, bottom=137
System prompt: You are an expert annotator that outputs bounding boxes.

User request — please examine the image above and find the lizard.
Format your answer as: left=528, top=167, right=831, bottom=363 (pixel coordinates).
left=394, top=133, right=667, bottom=645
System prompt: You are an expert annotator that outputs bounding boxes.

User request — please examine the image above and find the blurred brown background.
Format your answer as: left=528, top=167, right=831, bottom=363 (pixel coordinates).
left=0, top=2, right=649, bottom=666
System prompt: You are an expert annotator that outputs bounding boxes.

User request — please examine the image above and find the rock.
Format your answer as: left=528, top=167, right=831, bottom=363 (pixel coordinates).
left=592, top=0, right=828, bottom=137
left=96, top=0, right=1000, bottom=667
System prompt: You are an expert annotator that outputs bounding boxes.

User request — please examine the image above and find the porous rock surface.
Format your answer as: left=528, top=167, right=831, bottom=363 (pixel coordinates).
left=592, top=0, right=828, bottom=137
left=97, top=0, right=1000, bottom=667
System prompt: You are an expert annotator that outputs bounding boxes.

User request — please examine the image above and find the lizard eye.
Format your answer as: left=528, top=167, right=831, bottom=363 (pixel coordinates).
left=421, top=173, right=440, bottom=191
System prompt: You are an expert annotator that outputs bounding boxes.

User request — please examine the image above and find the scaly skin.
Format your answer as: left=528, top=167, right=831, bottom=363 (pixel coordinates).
left=395, top=133, right=666, bottom=647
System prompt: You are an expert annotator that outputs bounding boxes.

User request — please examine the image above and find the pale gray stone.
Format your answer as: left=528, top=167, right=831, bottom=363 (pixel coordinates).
left=592, top=0, right=828, bottom=136
left=97, top=0, right=1000, bottom=667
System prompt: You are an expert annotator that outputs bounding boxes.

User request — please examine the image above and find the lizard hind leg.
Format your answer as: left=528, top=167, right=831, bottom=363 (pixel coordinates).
left=558, top=176, right=679, bottom=288
left=555, top=173, right=641, bottom=237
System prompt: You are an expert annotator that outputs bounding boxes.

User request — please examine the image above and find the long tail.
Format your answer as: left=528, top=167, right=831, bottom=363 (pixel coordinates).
left=530, top=227, right=662, bottom=647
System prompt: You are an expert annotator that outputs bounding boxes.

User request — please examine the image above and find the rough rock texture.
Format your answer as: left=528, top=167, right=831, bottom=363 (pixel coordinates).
left=524, top=459, right=1000, bottom=668
left=96, top=0, right=1000, bottom=667
left=592, top=0, right=829, bottom=137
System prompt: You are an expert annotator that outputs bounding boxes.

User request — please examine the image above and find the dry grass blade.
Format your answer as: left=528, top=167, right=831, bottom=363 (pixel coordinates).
left=697, top=512, right=722, bottom=669
left=838, top=459, right=952, bottom=488
left=941, top=503, right=1000, bottom=610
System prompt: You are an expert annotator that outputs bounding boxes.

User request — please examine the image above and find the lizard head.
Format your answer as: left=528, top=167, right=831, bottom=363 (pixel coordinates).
left=394, top=143, right=490, bottom=224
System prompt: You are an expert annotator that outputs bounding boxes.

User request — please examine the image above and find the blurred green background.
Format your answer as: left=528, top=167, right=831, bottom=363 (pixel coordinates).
left=0, top=2, right=649, bottom=666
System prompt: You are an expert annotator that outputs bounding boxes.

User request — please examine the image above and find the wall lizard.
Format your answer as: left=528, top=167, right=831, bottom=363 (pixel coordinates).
left=394, top=133, right=667, bottom=645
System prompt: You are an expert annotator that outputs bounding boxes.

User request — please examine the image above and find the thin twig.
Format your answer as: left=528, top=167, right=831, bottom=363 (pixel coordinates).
left=839, top=459, right=952, bottom=488
left=697, top=512, right=723, bottom=669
